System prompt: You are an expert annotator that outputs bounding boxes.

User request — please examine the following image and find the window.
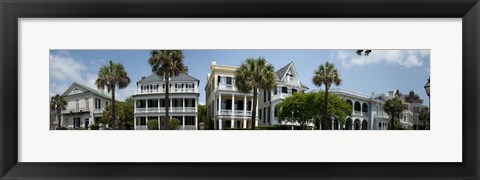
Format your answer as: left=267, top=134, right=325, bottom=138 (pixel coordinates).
left=226, top=77, right=232, bottom=85
left=259, top=109, right=262, bottom=120
left=74, top=117, right=81, bottom=128
left=75, top=99, right=79, bottom=111
left=274, top=106, right=278, bottom=117
left=106, top=101, right=109, bottom=107
left=379, top=123, right=381, bottom=128
left=282, top=87, right=288, bottom=94
left=292, top=89, right=297, bottom=94
left=85, top=98, right=89, bottom=109
left=274, top=86, right=278, bottom=95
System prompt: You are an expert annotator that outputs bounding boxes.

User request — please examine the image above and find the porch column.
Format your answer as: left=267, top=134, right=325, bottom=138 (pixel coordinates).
left=195, top=98, right=198, bottom=112
left=146, top=98, right=148, bottom=113
left=145, top=116, right=148, bottom=130
left=331, top=119, right=334, bottom=130
left=158, top=98, right=160, bottom=112
left=182, top=116, right=185, bottom=130
left=134, top=116, right=137, bottom=130
left=231, top=95, right=235, bottom=116
left=183, top=98, right=185, bottom=112
left=134, top=99, right=136, bottom=113
left=158, top=116, right=160, bottom=130
left=231, top=119, right=234, bottom=128
left=219, top=119, right=223, bottom=130
left=170, top=98, right=173, bottom=112
left=195, top=116, right=198, bottom=130
left=218, top=93, right=222, bottom=115
left=243, top=118, right=247, bottom=129
left=243, top=96, right=247, bottom=116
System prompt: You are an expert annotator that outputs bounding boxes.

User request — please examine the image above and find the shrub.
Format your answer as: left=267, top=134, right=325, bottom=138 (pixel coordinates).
left=255, top=125, right=282, bottom=130
left=90, top=124, right=99, bottom=130
left=148, top=119, right=159, bottom=130
left=168, top=118, right=181, bottom=130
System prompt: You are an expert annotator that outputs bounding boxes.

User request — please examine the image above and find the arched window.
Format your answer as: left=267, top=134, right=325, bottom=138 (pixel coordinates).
left=362, top=120, right=368, bottom=130
left=354, top=119, right=361, bottom=130
left=346, top=118, right=353, bottom=130
left=362, top=103, right=368, bottom=112
left=346, top=100, right=353, bottom=106
left=354, top=102, right=361, bottom=112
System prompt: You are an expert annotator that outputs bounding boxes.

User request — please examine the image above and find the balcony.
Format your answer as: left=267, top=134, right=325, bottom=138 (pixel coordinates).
left=272, top=93, right=290, bottom=100
left=135, top=107, right=197, bottom=113
left=219, top=109, right=253, bottom=117
left=62, top=107, right=90, bottom=114
left=218, top=84, right=236, bottom=91
left=136, top=88, right=198, bottom=94
left=375, top=113, right=389, bottom=119
left=353, top=111, right=369, bottom=117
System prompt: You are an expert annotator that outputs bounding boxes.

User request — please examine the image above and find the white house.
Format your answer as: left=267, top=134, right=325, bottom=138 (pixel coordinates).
left=59, top=82, right=112, bottom=129
left=133, top=70, right=200, bottom=130
left=257, top=62, right=310, bottom=129
left=205, top=61, right=259, bottom=130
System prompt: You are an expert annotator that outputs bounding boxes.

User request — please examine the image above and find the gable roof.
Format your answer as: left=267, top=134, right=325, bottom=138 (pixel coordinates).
left=137, top=72, right=199, bottom=83
left=275, top=62, right=293, bottom=80
left=62, top=82, right=111, bottom=99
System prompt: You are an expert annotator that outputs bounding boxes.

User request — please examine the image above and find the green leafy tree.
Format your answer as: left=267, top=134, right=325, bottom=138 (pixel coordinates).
left=312, top=62, right=342, bottom=130
left=169, top=118, right=181, bottom=130
left=197, top=104, right=207, bottom=130
left=148, top=119, right=159, bottom=130
left=277, top=92, right=352, bottom=130
left=50, top=94, right=67, bottom=129
left=235, top=57, right=276, bottom=130
left=95, top=60, right=131, bottom=129
left=148, top=50, right=185, bottom=129
left=117, top=97, right=134, bottom=129
left=419, top=107, right=430, bottom=130
left=384, top=97, right=405, bottom=130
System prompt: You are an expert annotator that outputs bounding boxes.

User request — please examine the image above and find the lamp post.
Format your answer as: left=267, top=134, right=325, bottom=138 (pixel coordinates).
left=424, top=77, right=430, bottom=130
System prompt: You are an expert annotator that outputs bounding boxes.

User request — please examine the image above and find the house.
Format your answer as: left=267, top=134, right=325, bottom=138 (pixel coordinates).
left=257, top=62, right=310, bottom=129
left=59, top=82, right=112, bottom=129
left=205, top=61, right=258, bottom=130
left=133, top=69, right=200, bottom=130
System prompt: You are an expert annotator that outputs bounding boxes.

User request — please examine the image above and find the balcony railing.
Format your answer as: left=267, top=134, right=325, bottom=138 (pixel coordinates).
left=62, top=107, right=90, bottom=113
left=219, top=109, right=253, bottom=116
left=136, top=107, right=196, bottom=113
left=272, top=93, right=290, bottom=100
left=375, top=113, right=389, bottom=119
left=353, top=111, right=369, bottom=117
left=218, top=84, right=236, bottom=91
left=136, top=88, right=198, bottom=94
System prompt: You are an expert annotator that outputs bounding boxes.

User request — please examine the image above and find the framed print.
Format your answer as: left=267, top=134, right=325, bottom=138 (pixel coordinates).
left=1, top=0, right=479, bottom=179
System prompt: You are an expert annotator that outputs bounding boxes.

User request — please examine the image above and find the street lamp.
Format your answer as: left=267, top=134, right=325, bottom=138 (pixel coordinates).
left=424, top=77, right=430, bottom=130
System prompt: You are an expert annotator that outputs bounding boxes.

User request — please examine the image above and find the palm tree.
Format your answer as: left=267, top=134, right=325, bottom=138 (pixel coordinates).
left=235, top=57, right=276, bottom=130
left=384, top=97, right=405, bottom=130
left=50, top=94, right=67, bottom=129
left=148, top=50, right=184, bottom=129
left=95, top=60, right=131, bottom=129
left=312, top=62, right=342, bottom=130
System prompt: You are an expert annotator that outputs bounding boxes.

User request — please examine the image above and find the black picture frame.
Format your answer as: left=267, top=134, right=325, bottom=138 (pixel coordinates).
left=1, top=0, right=479, bottom=179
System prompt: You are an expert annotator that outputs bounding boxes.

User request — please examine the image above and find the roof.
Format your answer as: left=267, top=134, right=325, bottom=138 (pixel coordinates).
left=138, top=72, right=199, bottom=83
left=275, top=62, right=292, bottom=80
left=62, top=82, right=111, bottom=100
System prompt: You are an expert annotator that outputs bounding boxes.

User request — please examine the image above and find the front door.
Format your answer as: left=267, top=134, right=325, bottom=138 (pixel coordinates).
left=84, top=118, right=89, bottom=128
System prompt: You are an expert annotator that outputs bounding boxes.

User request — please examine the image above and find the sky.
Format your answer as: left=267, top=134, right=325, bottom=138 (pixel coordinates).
left=49, top=49, right=430, bottom=105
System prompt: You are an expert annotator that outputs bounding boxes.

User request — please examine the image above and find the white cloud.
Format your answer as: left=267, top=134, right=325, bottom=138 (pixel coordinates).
left=337, top=50, right=430, bottom=69
left=50, top=52, right=100, bottom=95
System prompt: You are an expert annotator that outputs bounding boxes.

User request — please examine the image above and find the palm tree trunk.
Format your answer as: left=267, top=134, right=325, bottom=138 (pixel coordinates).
left=165, top=74, right=170, bottom=130
left=323, top=88, right=329, bottom=130
left=251, top=87, right=258, bottom=130
left=57, top=109, right=61, bottom=129
left=111, top=87, right=116, bottom=129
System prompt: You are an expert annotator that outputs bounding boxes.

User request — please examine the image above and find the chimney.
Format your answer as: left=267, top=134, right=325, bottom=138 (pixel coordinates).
left=183, top=66, right=189, bottom=75
left=141, top=76, right=146, bottom=80
left=388, top=91, right=394, bottom=97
